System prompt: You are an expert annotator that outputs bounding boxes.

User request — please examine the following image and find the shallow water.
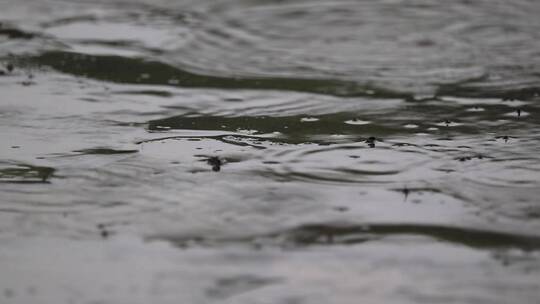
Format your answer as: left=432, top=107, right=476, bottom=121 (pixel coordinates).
left=1, top=0, right=540, bottom=303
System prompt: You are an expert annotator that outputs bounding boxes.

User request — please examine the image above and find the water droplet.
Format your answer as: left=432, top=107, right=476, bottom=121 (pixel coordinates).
left=344, top=119, right=371, bottom=125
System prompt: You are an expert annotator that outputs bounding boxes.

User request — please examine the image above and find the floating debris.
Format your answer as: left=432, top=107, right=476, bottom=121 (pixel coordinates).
left=207, top=156, right=223, bottom=172
left=97, top=223, right=111, bottom=239
left=497, top=135, right=510, bottom=143
left=333, top=206, right=349, bottom=212
left=365, top=136, right=377, bottom=148
left=402, top=187, right=410, bottom=201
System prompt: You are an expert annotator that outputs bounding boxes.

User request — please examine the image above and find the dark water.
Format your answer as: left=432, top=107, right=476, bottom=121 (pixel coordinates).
left=1, top=0, right=540, bottom=303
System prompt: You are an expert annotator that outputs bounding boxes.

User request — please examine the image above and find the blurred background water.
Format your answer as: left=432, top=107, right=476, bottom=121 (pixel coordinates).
left=1, top=0, right=540, bottom=303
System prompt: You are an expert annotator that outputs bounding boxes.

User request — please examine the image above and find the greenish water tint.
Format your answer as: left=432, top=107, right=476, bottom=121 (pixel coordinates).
left=0, top=162, right=55, bottom=183
left=153, top=222, right=540, bottom=250
left=29, top=51, right=412, bottom=99
left=1, top=0, right=540, bottom=303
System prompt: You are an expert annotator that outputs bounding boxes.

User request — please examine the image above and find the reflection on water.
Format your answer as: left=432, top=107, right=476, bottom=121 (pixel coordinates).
left=1, top=0, right=540, bottom=303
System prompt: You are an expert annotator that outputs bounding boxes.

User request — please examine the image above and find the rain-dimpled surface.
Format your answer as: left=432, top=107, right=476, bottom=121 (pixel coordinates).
left=1, top=0, right=540, bottom=303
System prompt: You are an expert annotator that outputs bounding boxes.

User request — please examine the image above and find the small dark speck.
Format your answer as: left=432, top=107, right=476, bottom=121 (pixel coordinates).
left=97, top=223, right=111, bottom=238
left=11, top=145, right=20, bottom=148
left=7, top=63, right=14, bottom=72
left=252, top=242, right=263, bottom=250
left=224, top=97, right=243, bottom=102
left=495, top=135, right=512, bottom=143
left=207, top=156, right=222, bottom=172
left=517, top=109, right=521, bottom=117
left=101, top=229, right=109, bottom=238
left=402, top=187, right=410, bottom=201
left=416, top=38, right=435, bottom=47
left=333, top=206, right=349, bottom=212
left=366, top=136, right=377, bottom=148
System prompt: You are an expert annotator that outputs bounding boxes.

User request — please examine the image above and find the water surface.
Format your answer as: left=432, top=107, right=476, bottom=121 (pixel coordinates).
left=1, top=0, right=540, bottom=303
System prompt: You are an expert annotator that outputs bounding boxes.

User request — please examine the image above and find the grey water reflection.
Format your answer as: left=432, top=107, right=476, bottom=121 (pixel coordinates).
left=1, top=0, right=540, bottom=303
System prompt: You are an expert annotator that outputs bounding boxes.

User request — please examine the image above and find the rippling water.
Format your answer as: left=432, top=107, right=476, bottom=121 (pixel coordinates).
left=1, top=0, right=540, bottom=303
